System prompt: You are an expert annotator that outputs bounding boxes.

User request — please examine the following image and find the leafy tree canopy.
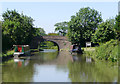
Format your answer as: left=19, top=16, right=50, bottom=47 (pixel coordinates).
left=34, top=27, right=46, bottom=36
left=115, top=14, right=120, bottom=32
left=92, top=19, right=116, bottom=43
left=114, top=14, right=120, bottom=40
left=67, top=7, right=102, bottom=46
left=2, top=9, right=35, bottom=45
left=54, top=21, right=68, bottom=36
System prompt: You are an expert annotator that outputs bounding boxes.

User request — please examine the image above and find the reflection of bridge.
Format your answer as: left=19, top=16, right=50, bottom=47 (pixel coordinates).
left=31, top=51, right=73, bottom=65
left=30, top=36, right=71, bottom=51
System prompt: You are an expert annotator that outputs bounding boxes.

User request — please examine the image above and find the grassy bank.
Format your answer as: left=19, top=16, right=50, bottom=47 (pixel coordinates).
left=0, top=50, right=14, bottom=63
left=84, top=39, right=119, bottom=62
left=2, top=50, right=14, bottom=57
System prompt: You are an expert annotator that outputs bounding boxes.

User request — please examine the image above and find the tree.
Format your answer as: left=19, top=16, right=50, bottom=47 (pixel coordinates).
left=114, top=14, right=120, bottom=40
left=54, top=21, right=68, bottom=36
left=2, top=9, right=36, bottom=46
left=34, top=27, right=46, bottom=36
left=67, top=7, right=102, bottom=46
left=0, top=21, right=2, bottom=28
left=92, top=19, right=116, bottom=43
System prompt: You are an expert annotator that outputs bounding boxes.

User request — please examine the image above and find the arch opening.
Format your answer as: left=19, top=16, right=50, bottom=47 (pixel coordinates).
left=38, top=40, right=60, bottom=51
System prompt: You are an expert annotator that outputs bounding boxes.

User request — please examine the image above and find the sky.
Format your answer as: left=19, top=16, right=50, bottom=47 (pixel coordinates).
left=0, top=1, right=119, bottom=34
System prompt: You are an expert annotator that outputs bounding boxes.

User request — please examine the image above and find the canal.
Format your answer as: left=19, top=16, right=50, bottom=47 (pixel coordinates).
left=2, top=49, right=118, bottom=82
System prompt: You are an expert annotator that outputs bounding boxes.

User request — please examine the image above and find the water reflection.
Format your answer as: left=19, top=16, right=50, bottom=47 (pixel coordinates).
left=2, top=57, right=34, bottom=82
left=68, top=54, right=118, bottom=82
left=40, top=49, right=58, bottom=52
left=13, top=57, right=30, bottom=67
left=71, top=54, right=93, bottom=63
left=2, top=50, right=118, bottom=82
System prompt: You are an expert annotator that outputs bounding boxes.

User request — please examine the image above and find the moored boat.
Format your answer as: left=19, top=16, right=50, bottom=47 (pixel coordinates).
left=69, top=44, right=83, bottom=54
left=13, top=45, right=30, bottom=56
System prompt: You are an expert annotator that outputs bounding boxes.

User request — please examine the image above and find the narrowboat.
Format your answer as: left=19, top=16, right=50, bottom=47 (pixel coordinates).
left=69, top=44, right=83, bottom=54
left=13, top=45, right=30, bottom=56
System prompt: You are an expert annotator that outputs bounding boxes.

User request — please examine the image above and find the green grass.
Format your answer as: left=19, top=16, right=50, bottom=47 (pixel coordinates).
left=82, top=47, right=96, bottom=51
left=2, top=50, right=14, bottom=57
left=84, top=39, right=119, bottom=62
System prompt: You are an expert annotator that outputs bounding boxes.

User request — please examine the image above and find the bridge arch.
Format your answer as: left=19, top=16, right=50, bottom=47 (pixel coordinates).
left=39, top=40, right=60, bottom=51
left=30, top=36, right=71, bottom=51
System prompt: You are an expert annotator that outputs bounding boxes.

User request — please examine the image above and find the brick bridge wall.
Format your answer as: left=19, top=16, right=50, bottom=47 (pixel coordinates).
left=30, top=36, right=71, bottom=51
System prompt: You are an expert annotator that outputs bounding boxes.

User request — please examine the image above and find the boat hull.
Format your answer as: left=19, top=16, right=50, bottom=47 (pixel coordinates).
left=14, top=50, right=30, bottom=56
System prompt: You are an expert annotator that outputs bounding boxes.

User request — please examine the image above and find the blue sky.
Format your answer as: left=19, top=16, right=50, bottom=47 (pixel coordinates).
left=0, top=2, right=118, bottom=34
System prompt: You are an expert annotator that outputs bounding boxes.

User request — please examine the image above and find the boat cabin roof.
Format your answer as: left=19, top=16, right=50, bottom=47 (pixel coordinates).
left=13, top=45, right=29, bottom=47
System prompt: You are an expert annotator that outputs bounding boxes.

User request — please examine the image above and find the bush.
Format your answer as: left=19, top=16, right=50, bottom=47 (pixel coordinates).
left=92, top=19, right=116, bottom=44
left=47, top=33, right=59, bottom=36
left=88, top=39, right=118, bottom=62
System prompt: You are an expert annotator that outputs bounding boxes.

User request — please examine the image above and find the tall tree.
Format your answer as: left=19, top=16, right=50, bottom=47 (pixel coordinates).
left=67, top=7, right=102, bottom=46
left=54, top=21, right=68, bottom=36
left=2, top=9, right=35, bottom=45
left=34, top=27, right=46, bottom=36
left=92, top=19, right=116, bottom=43
left=114, top=14, right=120, bottom=40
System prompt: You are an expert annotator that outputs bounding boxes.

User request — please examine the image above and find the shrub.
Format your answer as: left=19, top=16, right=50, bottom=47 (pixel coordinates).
left=90, top=39, right=118, bottom=62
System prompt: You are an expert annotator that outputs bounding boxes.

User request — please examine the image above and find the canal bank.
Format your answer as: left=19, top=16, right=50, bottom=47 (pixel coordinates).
left=1, top=50, right=14, bottom=64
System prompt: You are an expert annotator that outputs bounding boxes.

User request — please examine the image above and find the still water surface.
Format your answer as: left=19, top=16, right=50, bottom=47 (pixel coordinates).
left=2, top=49, right=118, bottom=82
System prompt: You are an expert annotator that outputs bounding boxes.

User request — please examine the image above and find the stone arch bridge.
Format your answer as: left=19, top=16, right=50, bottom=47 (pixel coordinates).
left=30, top=36, right=71, bottom=51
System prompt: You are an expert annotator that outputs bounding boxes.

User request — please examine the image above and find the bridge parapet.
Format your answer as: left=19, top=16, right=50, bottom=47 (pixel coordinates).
left=43, top=36, right=68, bottom=40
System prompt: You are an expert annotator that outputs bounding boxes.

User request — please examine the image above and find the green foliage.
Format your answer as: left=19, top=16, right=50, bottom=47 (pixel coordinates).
left=2, top=50, right=14, bottom=57
left=47, top=33, right=59, bottom=36
left=0, top=21, right=2, bottom=28
left=63, top=42, right=66, bottom=45
left=115, top=14, right=120, bottom=32
left=2, top=9, right=37, bottom=51
left=89, top=40, right=118, bottom=62
left=34, top=27, right=46, bottom=36
left=44, top=41, right=54, bottom=49
left=39, top=41, right=58, bottom=49
left=92, top=19, right=116, bottom=43
left=114, top=14, right=120, bottom=39
left=67, top=7, right=102, bottom=46
left=2, top=33, right=13, bottom=52
left=54, top=21, right=68, bottom=36
left=2, top=9, right=36, bottom=45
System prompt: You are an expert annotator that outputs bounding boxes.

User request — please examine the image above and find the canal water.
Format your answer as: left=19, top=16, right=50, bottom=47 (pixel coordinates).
left=2, top=49, right=118, bottom=82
